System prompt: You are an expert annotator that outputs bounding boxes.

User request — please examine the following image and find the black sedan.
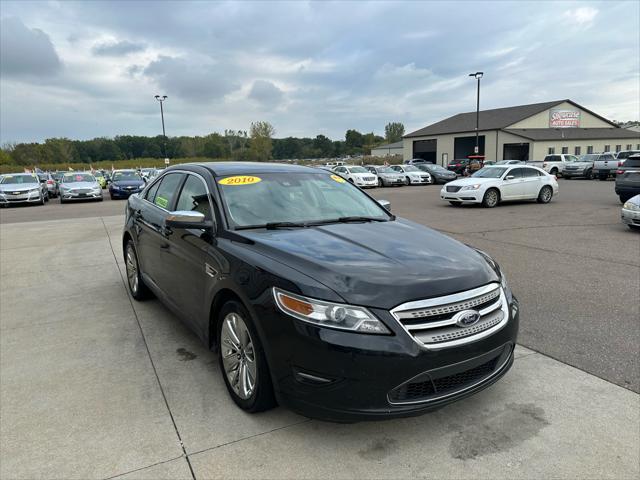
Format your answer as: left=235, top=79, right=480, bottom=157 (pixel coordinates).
left=122, top=163, right=519, bottom=422
left=415, top=163, right=457, bottom=184
left=109, top=170, right=145, bottom=199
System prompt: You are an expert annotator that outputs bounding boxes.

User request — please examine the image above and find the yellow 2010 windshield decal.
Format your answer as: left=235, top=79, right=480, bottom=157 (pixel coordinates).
left=330, top=174, right=346, bottom=183
left=218, top=176, right=262, bottom=186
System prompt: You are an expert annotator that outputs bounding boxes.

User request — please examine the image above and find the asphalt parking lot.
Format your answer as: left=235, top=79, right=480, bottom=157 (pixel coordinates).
left=1, top=179, right=638, bottom=479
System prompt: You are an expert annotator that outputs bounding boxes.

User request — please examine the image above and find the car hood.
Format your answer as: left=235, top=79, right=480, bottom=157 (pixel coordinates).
left=61, top=181, right=99, bottom=189
left=379, top=172, right=404, bottom=179
left=235, top=219, right=498, bottom=309
left=112, top=179, right=144, bottom=187
left=446, top=177, right=498, bottom=187
left=0, top=182, right=40, bottom=191
left=350, top=172, right=375, bottom=178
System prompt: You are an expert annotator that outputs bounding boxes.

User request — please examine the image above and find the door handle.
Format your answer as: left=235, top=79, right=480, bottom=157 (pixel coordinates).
left=133, top=210, right=142, bottom=220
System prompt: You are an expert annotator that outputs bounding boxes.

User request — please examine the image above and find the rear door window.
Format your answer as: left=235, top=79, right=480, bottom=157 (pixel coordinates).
left=153, top=173, right=185, bottom=210
left=522, top=168, right=541, bottom=177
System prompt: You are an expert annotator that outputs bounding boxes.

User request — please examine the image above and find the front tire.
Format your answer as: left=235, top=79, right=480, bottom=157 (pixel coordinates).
left=377, top=178, right=383, bottom=188
left=482, top=189, right=499, bottom=208
left=218, top=301, right=276, bottom=413
left=124, top=241, right=151, bottom=300
left=584, top=169, right=592, bottom=180
left=405, top=176, right=410, bottom=185
left=537, top=185, right=553, bottom=204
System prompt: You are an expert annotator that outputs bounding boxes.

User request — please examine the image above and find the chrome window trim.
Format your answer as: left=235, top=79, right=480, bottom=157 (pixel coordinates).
left=386, top=346, right=513, bottom=405
left=141, top=170, right=214, bottom=218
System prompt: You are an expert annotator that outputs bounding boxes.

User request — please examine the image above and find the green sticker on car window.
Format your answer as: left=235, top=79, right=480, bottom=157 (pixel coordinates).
left=155, top=196, right=169, bottom=208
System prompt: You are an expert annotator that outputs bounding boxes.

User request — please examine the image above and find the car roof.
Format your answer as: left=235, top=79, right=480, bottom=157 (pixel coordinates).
left=189, top=162, right=320, bottom=177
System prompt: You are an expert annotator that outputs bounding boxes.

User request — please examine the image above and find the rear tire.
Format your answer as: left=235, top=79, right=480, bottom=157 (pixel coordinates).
left=218, top=300, right=276, bottom=413
left=584, top=169, right=592, bottom=180
left=564, top=176, right=571, bottom=180
left=550, top=168, right=558, bottom=177
left=482, top=189, right=499, bottom=208
left=124, top=240, right=152, bottom=300
left=537, top=185, right=553, bottom=204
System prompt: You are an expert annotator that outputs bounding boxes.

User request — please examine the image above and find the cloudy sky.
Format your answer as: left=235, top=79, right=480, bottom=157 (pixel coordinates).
left=1, top=0, right=638, bottom=143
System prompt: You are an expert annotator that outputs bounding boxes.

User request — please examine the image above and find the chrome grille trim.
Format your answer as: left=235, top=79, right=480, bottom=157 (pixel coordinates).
left=390, top=283, right=509, bottom=351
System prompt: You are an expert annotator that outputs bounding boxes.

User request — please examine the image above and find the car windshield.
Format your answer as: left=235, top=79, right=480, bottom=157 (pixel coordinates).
left=375, top=167, right=394, bottom=173
left=472, top=167, right=507, bottom=178
left=112, top=171, right=142, bottom=181
left=404, top=166, right=420, bottom=172
left=0, top=174, right=38, bottom=184
left=217, top=173, right=390, bottom=228
left=62, top=173, right=95, bottom=183
left=94, top=172, right=104, bottom=178
left=579, top=155, right=599, bottom=161
left=348, top=166, right=368, bottom=173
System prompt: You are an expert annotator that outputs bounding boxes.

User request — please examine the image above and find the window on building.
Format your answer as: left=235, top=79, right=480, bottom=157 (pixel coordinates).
left=574, top=146, right=581, bottom=155
left=561, top=147, right=568, bottom=154
left=587, top=146, right=594, bottom=154
left=637, top=144, right=640, bottom=150
left=615, top=145, right=622, bottom=152
left=626, top=144, right=633, bottom=150
left=604, top=144, right=611, bottom=152
left=548, top=147, right=555, bottom=154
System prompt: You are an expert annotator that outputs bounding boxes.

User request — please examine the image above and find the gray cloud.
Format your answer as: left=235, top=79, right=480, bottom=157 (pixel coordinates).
left=0, top=17, right=61, bottom=77
left=248, top=80, right=284, bottom=108
left=92, top=39, right=146, bottom=56
left=143, top=55, right=240, bottom=102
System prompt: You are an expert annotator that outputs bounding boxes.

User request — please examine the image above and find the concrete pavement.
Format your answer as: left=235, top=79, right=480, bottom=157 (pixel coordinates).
left=1, top=182, right=639, bottom=479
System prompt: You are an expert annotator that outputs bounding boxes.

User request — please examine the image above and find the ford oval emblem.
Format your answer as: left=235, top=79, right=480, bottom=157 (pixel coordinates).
left=454, top=310, right=481, bottom=328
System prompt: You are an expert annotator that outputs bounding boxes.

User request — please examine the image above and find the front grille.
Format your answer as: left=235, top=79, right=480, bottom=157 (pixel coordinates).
left=364, top=176, right=375, bottom=181
left=391, top=283, right=507, bottom=350
left=388, top=355, right=500, bottom=403
left=446, top=185, right=462, bottom=192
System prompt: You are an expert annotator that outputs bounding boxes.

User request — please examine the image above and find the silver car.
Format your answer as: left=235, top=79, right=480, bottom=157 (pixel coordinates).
left=621, top=194, right=640, bottom=230
left=59, top=172, right=103, bottom=203
left=0, top=173, right=48, bottom=206
left=389, top=164, right=432, bottom=185
left=364, top=165, right=406, bottom=187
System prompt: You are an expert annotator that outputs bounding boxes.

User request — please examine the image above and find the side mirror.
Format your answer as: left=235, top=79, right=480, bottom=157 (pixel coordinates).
left=165, top=211, right=212, bottom=229
left=378, top=199, right=391, bottom=211
left=505, top=175, right=515, bottom=180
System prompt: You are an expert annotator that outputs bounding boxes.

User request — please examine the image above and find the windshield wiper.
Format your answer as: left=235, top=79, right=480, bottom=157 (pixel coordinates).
left=335, top=216, right=390, bottom=223
left=235, top=221, right=315, bottom=230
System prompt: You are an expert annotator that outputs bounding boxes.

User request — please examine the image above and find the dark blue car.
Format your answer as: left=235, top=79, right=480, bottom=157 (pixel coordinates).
left=109, top=170, right=145, bottom=199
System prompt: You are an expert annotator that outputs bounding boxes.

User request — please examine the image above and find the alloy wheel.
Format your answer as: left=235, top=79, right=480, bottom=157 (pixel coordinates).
left=125, top=244, right=139, bottom=294
left=221, top=312, right=257, bottom=400
left=484, top=190, right=498, bottom=207
left=540, top=186, right=552, bottom=203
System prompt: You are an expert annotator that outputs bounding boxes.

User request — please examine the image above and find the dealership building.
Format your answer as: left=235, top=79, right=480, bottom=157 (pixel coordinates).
left=403, top=100, right=640, bottom=165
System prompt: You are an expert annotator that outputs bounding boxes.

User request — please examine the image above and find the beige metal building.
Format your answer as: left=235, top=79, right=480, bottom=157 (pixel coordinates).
left=371, top=140, right=403, bottom=157
left=403, top=100, right=640, bottom=165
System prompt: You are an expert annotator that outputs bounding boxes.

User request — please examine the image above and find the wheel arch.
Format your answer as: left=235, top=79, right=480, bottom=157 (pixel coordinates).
left=208, top=287, right=245, bottom=350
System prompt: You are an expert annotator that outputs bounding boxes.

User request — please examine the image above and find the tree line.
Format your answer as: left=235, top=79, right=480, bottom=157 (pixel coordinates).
left=0, top=121, right=405, bottom=166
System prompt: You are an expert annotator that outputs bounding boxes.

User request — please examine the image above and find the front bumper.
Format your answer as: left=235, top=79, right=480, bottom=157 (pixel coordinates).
left=409, top=176, right=430, bottom=185
left=0, top=191, right=42, bottom=205
left=354, top=179, right=378, bottom=188
left=381, top=177, right=406, bottom=186
left=440, top=188, right=483, bottom=203
left=621, top=207, right=640, bottom=226
left=254, top=291, right=519, bottom=422
left=110, top=188, right=142, bottom=198
left=563, top=169, right=588, bottom=177
left=61, top=191, right=103, bottom=201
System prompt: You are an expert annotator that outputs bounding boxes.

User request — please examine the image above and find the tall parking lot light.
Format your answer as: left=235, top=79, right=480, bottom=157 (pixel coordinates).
left=468, top=72, right=483, bottom=155
left=154, top=95, right=168, bottom=161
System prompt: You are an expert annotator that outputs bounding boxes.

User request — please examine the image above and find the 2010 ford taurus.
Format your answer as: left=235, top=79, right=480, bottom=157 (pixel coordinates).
left=122, top=162, right=519, bottom=422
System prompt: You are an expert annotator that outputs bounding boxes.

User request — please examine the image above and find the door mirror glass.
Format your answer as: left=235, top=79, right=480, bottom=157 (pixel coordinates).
left=505, top=175, right=515, bottom=180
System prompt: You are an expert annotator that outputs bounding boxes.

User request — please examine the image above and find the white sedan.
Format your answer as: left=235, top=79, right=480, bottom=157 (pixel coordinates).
left=440, top=165, right=558, bottom=208
left=390, top=165, right=432, bottom=185
left=332, top=165, right=378, bottom=188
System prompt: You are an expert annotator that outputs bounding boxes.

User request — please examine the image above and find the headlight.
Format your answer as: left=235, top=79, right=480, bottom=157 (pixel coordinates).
left=500, top=271, right=509, bottom=291
left=273, top=288, right=389, bottom=334
left=111, top=185, right=119, bottom=190
left=623, top=202, right=640, bottom=211
left=461, top=184, right=481, bottom=190
left=29, top=188, right=40, bottom=193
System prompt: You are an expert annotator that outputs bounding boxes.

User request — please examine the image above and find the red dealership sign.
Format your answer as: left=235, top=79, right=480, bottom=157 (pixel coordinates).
left=549, top=109, right=580, bottom=128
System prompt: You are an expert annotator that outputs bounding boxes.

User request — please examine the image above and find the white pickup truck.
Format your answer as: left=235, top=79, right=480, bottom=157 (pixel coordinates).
left=527, top=154, right=578, bottom=177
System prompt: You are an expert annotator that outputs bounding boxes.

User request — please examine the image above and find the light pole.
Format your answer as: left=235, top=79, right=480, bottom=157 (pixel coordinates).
left=154, top=95, right=168, bottom=164
left=468, top=72, right=483, bottom=155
